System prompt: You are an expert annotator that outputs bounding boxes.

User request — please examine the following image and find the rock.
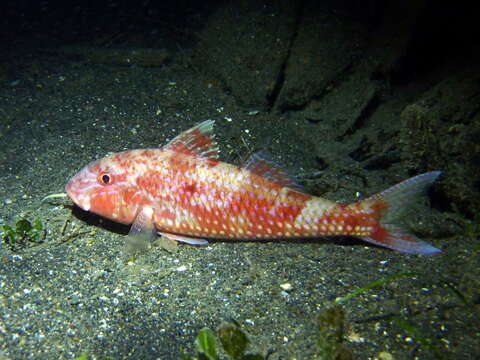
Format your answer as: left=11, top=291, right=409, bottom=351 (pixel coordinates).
left=274, top=0, right=368, bottom=111
left=196, top=0, right=300, bottom=109
left=398, top=68, right=480, bottom=217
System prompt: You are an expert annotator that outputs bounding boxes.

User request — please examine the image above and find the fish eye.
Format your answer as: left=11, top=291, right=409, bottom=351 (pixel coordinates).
left=98, top=172, right=113, bottom=186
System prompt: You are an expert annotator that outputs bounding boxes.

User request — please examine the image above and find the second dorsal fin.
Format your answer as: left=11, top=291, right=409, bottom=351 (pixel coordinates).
left=163, top=120, right=219, bottom=159
left=243, top=150, right=305, bottom=192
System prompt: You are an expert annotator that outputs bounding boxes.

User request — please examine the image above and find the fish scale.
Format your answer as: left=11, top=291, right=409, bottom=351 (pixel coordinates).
left=131, top=152, right=309, bottom=239
left=66, top=120, right=443, bottom=255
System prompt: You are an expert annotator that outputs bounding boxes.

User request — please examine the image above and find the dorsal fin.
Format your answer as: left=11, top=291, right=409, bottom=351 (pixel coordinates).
left=163, top=120, right=219, bottom=159
left=243, top=150, right=305, bottom=192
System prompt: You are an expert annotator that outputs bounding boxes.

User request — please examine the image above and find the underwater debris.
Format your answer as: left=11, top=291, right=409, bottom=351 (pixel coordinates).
left=317, top=305, right=353, bottom=360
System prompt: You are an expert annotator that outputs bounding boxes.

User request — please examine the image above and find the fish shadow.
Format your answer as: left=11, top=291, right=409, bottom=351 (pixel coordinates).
left=223, top=235, right=372, bottom=249
left=71, top=206, right=130, bottom=235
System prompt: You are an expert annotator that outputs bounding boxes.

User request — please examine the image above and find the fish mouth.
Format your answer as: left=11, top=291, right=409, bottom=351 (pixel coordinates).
left=65, top=178, right=91, bottom=211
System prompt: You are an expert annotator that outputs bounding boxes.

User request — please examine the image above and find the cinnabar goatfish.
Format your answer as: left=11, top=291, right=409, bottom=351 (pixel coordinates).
left=65, top=120, right=442, bottom=254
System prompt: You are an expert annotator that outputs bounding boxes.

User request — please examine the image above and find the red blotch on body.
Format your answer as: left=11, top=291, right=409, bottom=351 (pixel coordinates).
left=182, top=182, right=197, bottom=195
left=205, top=158, right=220, bottom=168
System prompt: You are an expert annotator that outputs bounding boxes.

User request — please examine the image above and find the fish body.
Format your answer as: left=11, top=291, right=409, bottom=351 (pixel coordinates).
left=66, top=120, right=442, bottom=254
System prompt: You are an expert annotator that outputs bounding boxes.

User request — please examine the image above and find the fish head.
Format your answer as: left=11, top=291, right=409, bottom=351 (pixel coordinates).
left=66, top=153, right=138, bottom=224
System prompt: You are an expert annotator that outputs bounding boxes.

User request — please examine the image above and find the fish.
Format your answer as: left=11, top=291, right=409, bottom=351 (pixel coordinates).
left=65, top=120, right=442, bottom=255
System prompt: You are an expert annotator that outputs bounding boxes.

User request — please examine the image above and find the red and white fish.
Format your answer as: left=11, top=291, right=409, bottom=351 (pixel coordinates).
left=65, top=120, right=442, bottom=254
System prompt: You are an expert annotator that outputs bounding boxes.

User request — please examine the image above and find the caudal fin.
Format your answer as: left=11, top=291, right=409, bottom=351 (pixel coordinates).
left=359, top=171, right=442, bottom=255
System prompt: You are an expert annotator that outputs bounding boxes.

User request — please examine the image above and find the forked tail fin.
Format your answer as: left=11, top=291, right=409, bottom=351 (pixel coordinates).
left=359, top=171, right=442, bottom=255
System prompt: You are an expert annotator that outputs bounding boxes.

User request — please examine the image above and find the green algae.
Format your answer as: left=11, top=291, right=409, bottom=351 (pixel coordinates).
left=186, top=322, right=265, bottom=360
left=335, top=272, right=417, bottom=304
left=1, top=217, right=45, bottom=251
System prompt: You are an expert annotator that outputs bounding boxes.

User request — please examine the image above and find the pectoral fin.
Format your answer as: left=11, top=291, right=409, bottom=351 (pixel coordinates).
left=126, top=206, right=157, bottom=253
left=127, top=206, right=209, bottom=254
